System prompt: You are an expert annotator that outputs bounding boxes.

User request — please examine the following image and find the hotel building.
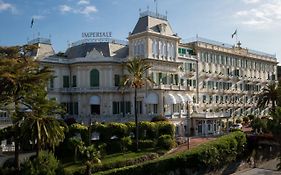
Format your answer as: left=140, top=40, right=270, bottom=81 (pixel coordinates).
left=26, top=11, right=278, bottom=136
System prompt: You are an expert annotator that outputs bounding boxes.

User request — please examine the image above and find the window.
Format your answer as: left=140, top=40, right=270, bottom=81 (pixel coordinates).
left=61, top=102, right=78, bottom=115
left=90, top=69, right=99, bottom=87
left=125, top=101, right=131, bottom=114
left=63, top=76, right=70, bottom=88
left=72, top=75, right=77, bottom=87
left=114, top=74, right=120, bottom=87
left=136, top=101, right=142, bottom=114
left=113, top=101, right=120, bottom=114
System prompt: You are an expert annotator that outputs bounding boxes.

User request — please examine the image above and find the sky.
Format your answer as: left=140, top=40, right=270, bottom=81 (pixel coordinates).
left=0, top=0, right=281, bottom=62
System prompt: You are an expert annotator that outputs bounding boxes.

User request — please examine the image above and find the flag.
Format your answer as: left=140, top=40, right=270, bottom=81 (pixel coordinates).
left=30, top=18, right=34, bottom=28
left=231, top=29, right=237, bottom=38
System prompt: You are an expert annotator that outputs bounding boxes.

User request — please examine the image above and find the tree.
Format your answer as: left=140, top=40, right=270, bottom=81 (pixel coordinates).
left=0, top=45, right=52, bottom=172
left=122, top=58, right=153, bottom=151
left=21, top=87, right=66, bottom=156
left=268, top=107, right=281, bottom=170
left=257, top=83, right=279, bottom=112
left=79, top=144, right=101, bottom=175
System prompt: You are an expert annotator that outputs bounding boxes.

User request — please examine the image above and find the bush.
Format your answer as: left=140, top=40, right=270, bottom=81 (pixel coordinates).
left=106, top=140, right=123, bottom=154
left=157, top=122, right=175, bottom=137
left=243, top=116, right=249, bottom=124
left=139, top=122, right=157, bottom=139
left=120, top=137, right=132, bottom=152
left=236, top=118, right=242, bottom=124
left=151, top=116, right=168, bottom=122
left=125, top=122, right=136, bottom=136
left=138, top=140, right=156, bottom=149
left=21, top=151, right=60, bottom=175
left=251, top=118, right=268, bottom=133
left=96, top=131, right=247, bottom=175
left=248, top=114, right=255, bottom=121
left=157, top=135, right=176, bottom=150
left=107, top=123, right=128, bottom=139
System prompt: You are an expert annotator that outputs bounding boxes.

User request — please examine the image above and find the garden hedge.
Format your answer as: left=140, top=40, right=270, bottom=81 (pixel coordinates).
left=96, top=131, right=247, bottom=175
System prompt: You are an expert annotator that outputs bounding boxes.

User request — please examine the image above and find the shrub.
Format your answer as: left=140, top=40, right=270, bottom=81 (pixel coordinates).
left=157, top=135, right=176, bottom=150
left=139, top=122, right=157, bottom=139
left=21, top=151, right=60, bottom=175
left=243, top=116, right=249, bottom=124
left=93, top=123, right=111, bottom=141
left=125, top=122, right=136, bottom=136
left=96, top=131, right=247, bottom=175
left=138, top=139, right=156, bottom=149
left=120, top=136, right=132, bottom=152
left=248, top=114, right=255, bottom=121
left=106, top=140, right=123, bottom=154
left=107, top=123, right=128, bottom=138
left=151, top=116, right=168, bottom=122
left=236, top=118, right=242, bottom=124
left=251, top=118, right=268, bottom=133
left=157, top=122, right=175, bottom=137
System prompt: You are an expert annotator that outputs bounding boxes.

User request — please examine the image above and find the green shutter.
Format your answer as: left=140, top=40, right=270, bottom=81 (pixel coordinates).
left=72, top=75, right=77, bottom=87
left=90, top=69, right=99, bottom=87
left=63, top=76, right=69, bottom=88
left=114, top=75, right=120, bottom=87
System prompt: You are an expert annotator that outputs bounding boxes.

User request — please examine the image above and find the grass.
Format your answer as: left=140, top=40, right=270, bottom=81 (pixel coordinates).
left=63, top=149, right=162, bottom=174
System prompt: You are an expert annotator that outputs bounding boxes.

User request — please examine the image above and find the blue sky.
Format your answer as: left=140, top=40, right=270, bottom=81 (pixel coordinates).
left=1, top=0, right=281, bottom=62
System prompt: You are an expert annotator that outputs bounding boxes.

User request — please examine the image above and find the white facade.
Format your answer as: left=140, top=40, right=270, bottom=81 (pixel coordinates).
left=38, top=11, right=278, bottom=137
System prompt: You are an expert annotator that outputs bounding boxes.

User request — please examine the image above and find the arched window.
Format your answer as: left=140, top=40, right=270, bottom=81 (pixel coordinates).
left=90, top=69, right=99, bottom=87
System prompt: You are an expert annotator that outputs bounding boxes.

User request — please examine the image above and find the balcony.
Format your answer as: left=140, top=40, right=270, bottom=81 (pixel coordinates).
left=48, top=87, right=120, bottom=93
left=152, top=84, right=190, bottom=91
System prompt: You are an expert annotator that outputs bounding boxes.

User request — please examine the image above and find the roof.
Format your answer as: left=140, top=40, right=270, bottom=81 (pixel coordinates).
left=131, top=11, right=175, bottom=36
left=65, top=42, right=128, bottom=59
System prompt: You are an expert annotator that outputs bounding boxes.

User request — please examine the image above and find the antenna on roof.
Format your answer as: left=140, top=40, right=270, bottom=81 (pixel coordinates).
left=154, top=0, right=158, bottom=15
left=165, top=10, right=168, bottom=18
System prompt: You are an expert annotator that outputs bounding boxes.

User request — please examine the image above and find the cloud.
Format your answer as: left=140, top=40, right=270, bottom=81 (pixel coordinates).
left=80, top=6, right=97, bottom=15
left=78, top=0, right=90, bottom=5
left=242, top=0, right=260, bottom=4
left=0, top=1, right=16, bottom=14
left=59, top=5, right=72, bottom=13
left=59, top=4, right=97, bottom=16
left=32, top=15, right=45, bottom=20
left=235, top=0, right=281, bottom=29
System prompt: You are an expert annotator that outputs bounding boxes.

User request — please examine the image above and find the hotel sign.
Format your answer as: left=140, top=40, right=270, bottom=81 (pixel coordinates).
left=82, top=32, right=112, bottom=38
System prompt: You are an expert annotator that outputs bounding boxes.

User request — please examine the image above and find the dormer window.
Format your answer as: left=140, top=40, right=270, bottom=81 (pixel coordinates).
left=159, top=23, right=167, bottom=34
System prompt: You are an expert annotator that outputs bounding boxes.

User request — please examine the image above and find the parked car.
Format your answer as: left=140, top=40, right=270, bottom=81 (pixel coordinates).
left=230, top=124, right=242, bottom=130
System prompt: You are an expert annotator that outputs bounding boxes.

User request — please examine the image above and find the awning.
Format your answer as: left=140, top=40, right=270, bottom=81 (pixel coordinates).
left=89, top=96, right=100, bottom=105
left=165, top=94, right=177, bottom=104
left=145, top=93, right=158, bottom=104
left=177, top=94, right=193, bottom=103
left=177, top=94, right=186, bottom=103
left=185, top=94, right=193, bottom=102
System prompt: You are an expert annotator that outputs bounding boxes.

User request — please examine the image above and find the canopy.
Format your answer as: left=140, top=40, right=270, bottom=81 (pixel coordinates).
left=145, top=93, right=158, bottom=104
left=89, top=96, right=100, bottom=105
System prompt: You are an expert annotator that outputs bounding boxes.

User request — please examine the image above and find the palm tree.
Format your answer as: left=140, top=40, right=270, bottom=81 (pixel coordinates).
left=257, top=83, right=279, bottom=112
left=0, top=45, right=52, bottom=172
left=21, top=87, right=66, bottom=156
left=122, top=57, right=153, bottom=151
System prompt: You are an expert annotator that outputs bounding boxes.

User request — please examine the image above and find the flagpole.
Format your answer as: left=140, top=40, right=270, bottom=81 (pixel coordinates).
left=236, top=30, right=238, bottom=45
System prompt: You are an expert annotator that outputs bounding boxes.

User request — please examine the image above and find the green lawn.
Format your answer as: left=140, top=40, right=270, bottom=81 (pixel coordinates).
left=63, top=149, right=162, bottom=174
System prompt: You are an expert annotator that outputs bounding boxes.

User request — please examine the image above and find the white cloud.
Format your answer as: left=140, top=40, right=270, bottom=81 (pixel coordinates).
left=235, top=0, right=281, bottom=29
left=242, top=0, right=260, bottom=4
left=80, top=5, right=97, bottom=15
left=59, top=5, right=72, bottom=13
left=0, top=1, right=16, bottom=13
left=32, top=15, right=45, bottom=20
left=59, top=4, right=97, bottom=16
left=78, top=0, right=90, bottom=5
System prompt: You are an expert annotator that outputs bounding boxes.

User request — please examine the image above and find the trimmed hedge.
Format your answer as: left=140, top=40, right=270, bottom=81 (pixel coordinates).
left=157, top=135, right=176, bottom=150
left=96, top=131, right=247, bottom=175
